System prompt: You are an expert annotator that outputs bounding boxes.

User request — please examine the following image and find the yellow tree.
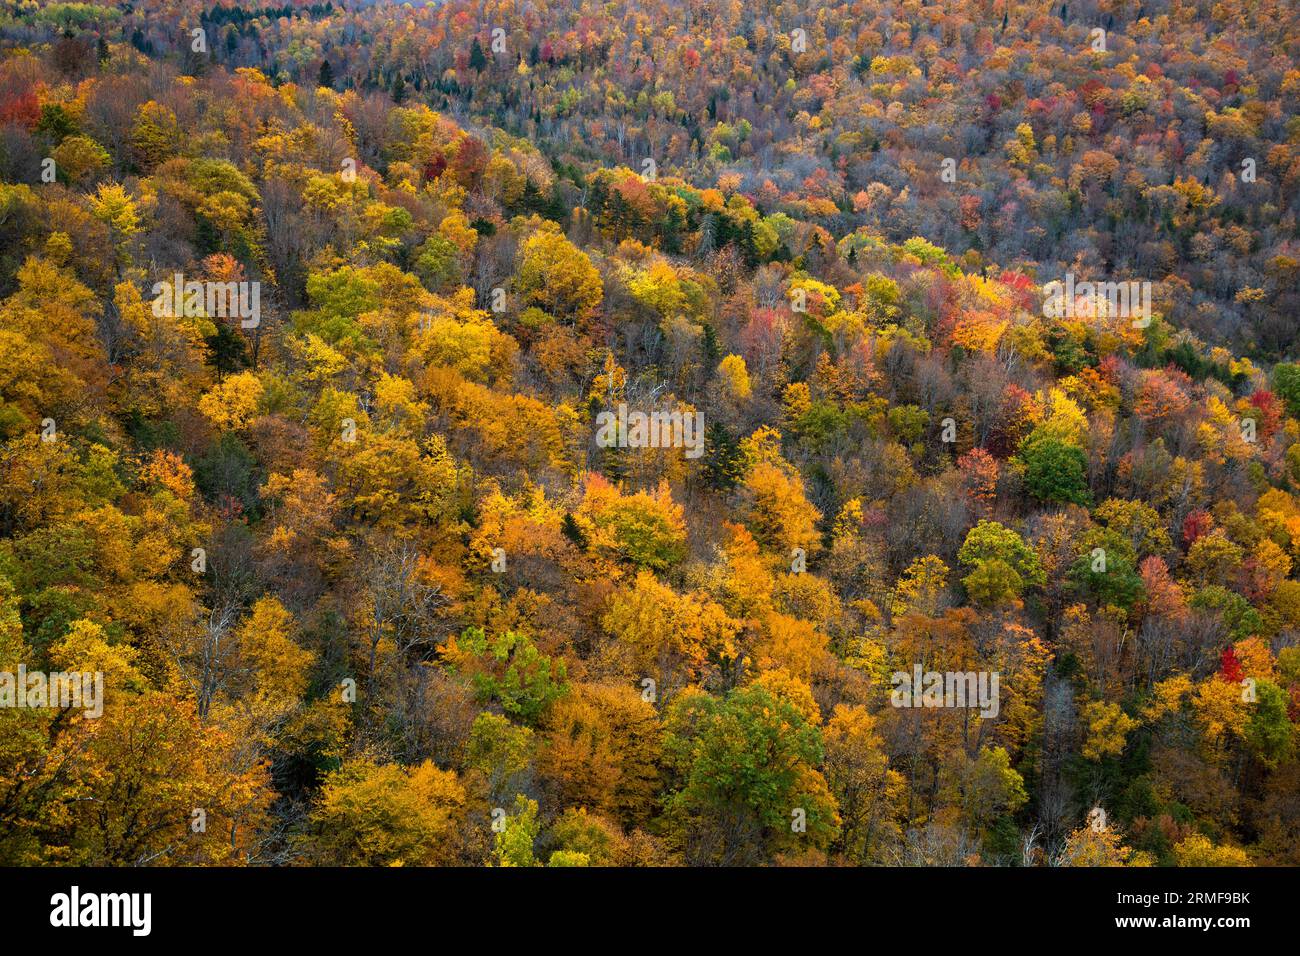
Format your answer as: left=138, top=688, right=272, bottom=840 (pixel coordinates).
left=824, top=704, right=904, bottom=864
left=599, top=571, right=740, bottom=686
left=538, top=683, right=663, bottom=824
left=301, top=758, right=469, bottom=866
left=516, top=225, right=603, bottom=324
left=740, top=460, right=823, bottom=556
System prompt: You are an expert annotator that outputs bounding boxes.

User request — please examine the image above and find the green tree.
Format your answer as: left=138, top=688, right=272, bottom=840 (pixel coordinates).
left=466, top=712, right=534, bottom=801
left=1245, top=680, right=1294, bottom=766
left=963, top=558, right=1025, bottom=607
left=449, top=627, right=569, bottom=724
left=958, top=521, right=1045, bottom=586
left=1019, top=435, right=1091, bottom=506
left=494, top=794, right=540, bottom=866
left=1068, top=534, right=1145, bottom=610
left=469, top=36, right=488, bottom=72
left=663, top=685, right=839, bottom=863
left=958, top=521, right=1045, bottom=606
left=1273, top=363, right=1300, bottom=418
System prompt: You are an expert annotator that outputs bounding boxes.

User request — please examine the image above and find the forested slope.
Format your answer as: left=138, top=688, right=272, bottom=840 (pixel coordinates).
left=0, top=0, right=1298, bottom=866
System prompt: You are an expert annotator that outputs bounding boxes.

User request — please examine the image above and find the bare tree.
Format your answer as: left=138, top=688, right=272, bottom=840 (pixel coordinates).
left=358, top=540, right=447, bottom=702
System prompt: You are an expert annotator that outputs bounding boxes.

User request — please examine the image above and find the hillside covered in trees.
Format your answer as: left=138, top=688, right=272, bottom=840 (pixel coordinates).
left=0, top=0, right=1298, bottom=867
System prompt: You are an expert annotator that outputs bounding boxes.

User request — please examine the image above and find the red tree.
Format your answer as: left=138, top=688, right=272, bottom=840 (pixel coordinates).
left=1219, top=646, right=1245, bottom=684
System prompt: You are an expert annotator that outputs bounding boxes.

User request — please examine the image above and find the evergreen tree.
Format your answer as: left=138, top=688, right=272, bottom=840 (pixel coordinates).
left=470, top=37, right=488, bottom=72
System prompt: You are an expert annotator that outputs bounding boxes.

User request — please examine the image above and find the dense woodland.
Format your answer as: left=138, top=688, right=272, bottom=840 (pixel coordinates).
left=0, top=0, right=1298, bottom=867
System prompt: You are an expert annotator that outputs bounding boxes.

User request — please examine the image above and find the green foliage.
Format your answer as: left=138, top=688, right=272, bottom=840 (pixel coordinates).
left=700, top=422, right=745, bottom=491
left=1190, top=586, right=1263, bottom=642
left=456, top=627, right=569, bottom=724
left=494, top=795, right=541, bottom=867
left=1018, top=435, right=1091, bottom=506
left=1068, top=547, right=1145, bottom=611
left=1274, top=363, right=1300, bottom=418
left=413, top=233, right=462, bottom=290
left=958, top=521, right=1045, bottom=586
left=963, top=558, right=1025, bottom=607
left=886, top=404, right=929, bottom=445
left=1246, top=681, right=1294, bottom=766
left=466, top=712, right=534, bottom=800
left=663, top=685, right=838, bottom=860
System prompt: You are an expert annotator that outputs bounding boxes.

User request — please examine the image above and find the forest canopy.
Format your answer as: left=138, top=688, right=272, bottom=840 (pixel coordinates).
left=0, top=0, right=1298, bottom=868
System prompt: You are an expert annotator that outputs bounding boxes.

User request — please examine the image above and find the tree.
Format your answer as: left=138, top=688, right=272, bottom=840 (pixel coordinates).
left=1081, top=700, right=1138, bottom=761
left=1186, top=531, right=1245, bottom=587
left=198, top=371, right=263, bottom=431
left=963, top=558, right=1026, bottom=607
left=516, top=226, right=603, bottom=324
left=958, top=521, right=1044, bottom=583
left=1056, top=823, right=1148, bottom=866
left=958, top=521, right=1044, bottom=604
left=740, top=460, right=823, bottom=556
left=599, top=571, right=740, bottom=684
left=236, top=596, right=314, bottom=704
left=575, top=477, right=688, bottom=571
left=494, top=794, right=540, bottom=866
left=128, top=101, right=181, bottom=169
left=302, top=758, right=469, bottom=866
left=1245, top=680, right=1294, bottom=766
left=663, top=684, right=839, bottom=864
left=1094, top=499, right=1172, bottom=558
left=465, top=712, right=534, bottom=803
left=446, top=626, right=568, bottom=725
left=1172, top=833, right=1252, bottom=867
left=538, top=683, right=662, bottom=823
left=716, top=354, right=752, bottom=400
left=957, top=448, right=999, bottom=519
left=891, top=556, right=950, bottom=618
left=469, top=37, right=488, bottom=73
left=549, top=807, right=640, bottom=866
left=943, top=746, right=1028, bottom=837
left=86, top=183, right=139, bottom=244
left=51, top=135, right=109, bottom=183
left=824, top=705, right=903, bottom=863
left=1019, top=435, right=1090, bottom=506
left=1272, top=363, right=1300, bottom=418
left=21, top=689, right=271, bottom=865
